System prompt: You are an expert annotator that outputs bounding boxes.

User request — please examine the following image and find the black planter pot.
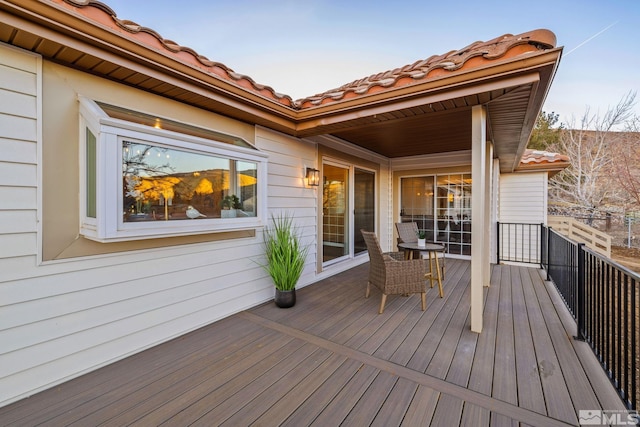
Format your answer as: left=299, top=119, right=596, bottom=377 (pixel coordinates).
left=274, top=289, right=296, bottom=308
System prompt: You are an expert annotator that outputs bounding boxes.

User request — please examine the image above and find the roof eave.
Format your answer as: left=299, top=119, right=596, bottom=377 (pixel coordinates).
left=1, top=0, right=302, bottom=131
left=295, top=49, right=561, bottom=125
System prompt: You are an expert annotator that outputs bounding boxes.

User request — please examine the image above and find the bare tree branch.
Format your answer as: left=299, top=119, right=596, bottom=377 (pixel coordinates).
left=548, top=91, right=637, bottom=214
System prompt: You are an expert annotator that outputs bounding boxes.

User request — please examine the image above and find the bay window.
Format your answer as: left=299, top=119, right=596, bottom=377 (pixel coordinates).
left=79, top=97, right=267, bottom=242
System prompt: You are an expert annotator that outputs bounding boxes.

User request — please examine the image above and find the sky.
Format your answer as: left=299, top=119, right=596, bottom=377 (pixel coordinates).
left=102, top=0, right=640, bottom=127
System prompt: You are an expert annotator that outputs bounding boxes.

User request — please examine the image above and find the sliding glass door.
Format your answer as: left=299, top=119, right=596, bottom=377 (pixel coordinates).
left=322, top=162, right=376, bottom=264
left=354, top=168, right=375, bottom=255
left=322, top=163, right=349, bottom=263
left=400, top=173, right=472, bottom=256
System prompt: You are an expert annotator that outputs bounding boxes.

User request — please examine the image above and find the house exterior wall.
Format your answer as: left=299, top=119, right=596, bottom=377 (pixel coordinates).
left=498, top=171, right=548, bottom=263
left=0, top=43, right=40, bottom=277
left=0, top=45, right=320, bottom=407
left=499, top=172, right=547, bottom=224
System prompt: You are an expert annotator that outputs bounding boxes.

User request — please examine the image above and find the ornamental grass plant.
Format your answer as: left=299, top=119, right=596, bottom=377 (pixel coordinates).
left=262, top=213, right=309, bottom=291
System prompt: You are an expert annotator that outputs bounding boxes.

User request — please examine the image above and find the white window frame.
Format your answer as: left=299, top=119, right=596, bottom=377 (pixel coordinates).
left=78, top=96, right=268, bottom=242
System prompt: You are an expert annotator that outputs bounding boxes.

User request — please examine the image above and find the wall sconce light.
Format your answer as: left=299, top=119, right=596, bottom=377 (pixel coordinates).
left=306, top=167, right=320, bottom=187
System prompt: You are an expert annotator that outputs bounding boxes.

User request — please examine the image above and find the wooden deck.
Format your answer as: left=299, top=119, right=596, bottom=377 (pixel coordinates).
left=0, top=260, right=626, bottom=426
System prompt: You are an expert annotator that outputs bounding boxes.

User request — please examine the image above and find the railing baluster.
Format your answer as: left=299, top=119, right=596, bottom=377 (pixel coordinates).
left=632, top=277, right=637, bottom=409
left=576, top=243, right=585, bottom=340
left=616, top=269, right=622, bottom=389
left=622, top=273, right=628, bottom=403
left=497, top=221, right=501, bottom=263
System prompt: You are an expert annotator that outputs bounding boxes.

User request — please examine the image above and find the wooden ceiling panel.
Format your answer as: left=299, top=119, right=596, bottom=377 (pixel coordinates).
left=54, top=46, right=84, bottom=64
left=331, top=108, right=473, bottom=158
left=33, top=39, right=63, bottom=57
left=0, top=23, right=15, bottom=42
left=73, top=54, right=103, bottom=70
left=107, top=67, right=137, bottom=81
left=91, top=61, right=120, bottom=75
left=11, top=29, right=39, bottom=50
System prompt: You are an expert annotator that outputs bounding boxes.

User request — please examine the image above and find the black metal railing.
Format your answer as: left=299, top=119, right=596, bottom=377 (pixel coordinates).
left=577, top=247, right=639, bottom=411
left=497, top=222, right=544, bottom=265
left=543, top=228, right=580, bottom=318
left=500, top=223, right=639, bottom=410
left=499, top=222, right=639, bottom=409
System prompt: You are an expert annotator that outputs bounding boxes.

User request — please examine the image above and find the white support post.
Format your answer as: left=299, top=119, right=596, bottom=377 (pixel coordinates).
left=471, top=105, right=487, bottom=333
left=483, top=142, right=493, bottom=287
left=490, top=158, right=501, bottom=265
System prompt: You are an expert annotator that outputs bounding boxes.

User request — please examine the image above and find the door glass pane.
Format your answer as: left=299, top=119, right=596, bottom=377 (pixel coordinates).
left=436, top=173, right=472, bottom=255
left=400, top=176, right=435, bottom=240
left=323, top=164, right=349, bottom=262
left=354, top=168, right=375, bottom=255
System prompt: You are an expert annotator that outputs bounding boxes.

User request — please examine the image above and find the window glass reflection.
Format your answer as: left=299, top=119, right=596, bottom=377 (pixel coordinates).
left=122, top=140, right=257, bottom=222
left=400, top=173, right=472, bottom=255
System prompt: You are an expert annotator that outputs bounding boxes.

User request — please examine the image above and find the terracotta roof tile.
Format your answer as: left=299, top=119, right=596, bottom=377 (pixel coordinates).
left=57, top=0, right=297, bottom=107
left=298, top=30, right=556, bottom=108
left=517, top=149, right=570, bottom=176
left=520, top=149, right=570, bottom=165
left=57, top=0, right=556, bottom=111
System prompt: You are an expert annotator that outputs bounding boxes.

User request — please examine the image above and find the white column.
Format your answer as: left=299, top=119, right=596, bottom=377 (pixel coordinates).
left=490, top=158, right=501, bottom=264
left=483, top=142, right=493, bottom=287
left=471, top=105, right=487, bottom=333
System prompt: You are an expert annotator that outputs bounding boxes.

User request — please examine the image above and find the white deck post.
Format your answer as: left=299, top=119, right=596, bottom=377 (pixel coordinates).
left=483, top=142, right=493, bottom=286
left=471, top=105, right=487, bottom=333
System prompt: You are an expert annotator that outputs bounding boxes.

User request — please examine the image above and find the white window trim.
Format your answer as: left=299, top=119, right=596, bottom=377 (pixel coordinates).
left=78, top=96, right=268, bottom=242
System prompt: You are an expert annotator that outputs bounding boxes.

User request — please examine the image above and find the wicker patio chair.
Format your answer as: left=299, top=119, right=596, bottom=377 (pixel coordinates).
left=360, top=230, right=428, bottom=314
left=395, top=221, right=446, bottom=280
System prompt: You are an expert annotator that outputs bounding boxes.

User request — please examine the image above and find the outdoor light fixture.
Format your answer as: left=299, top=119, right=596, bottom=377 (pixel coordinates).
left=306, top=167, right=320, bottom=186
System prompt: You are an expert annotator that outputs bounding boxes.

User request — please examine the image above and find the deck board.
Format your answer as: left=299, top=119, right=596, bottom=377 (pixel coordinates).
left=214, top=347, right=334, bottom=426
left=340, top=371, right=399, bottom=426
left=2, top=315, right=262, bottom=426
left=401, top=385, right=440, bottom=426
left=82, top=327, right=285, bottom=425
left=406, top=260, right=470, bottom=373
left=389, top=258, right=468, bottom=366
left=425, top=282, right=471, bottom=379
left=370, top=377, right=419, bottom=426
left=521, top=264, right=578, bottom=425
left=280, top=358, right=365, bottom=426
left=250, top=353, right=348, bottom=426
left=511, top=265, right=547, bottom=414
left=460, top=401, right=491, bottom=426
left=0, top=260, right=625, bottom=427
left=526, top=266, right=601, bottom=425
left=467, top=265, right=499, bottom=397
left=135, top=334, right=300, bottom=426
left=492, top=265, right=518, bottom=407
left=308, top=364, right=380, bottom=426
